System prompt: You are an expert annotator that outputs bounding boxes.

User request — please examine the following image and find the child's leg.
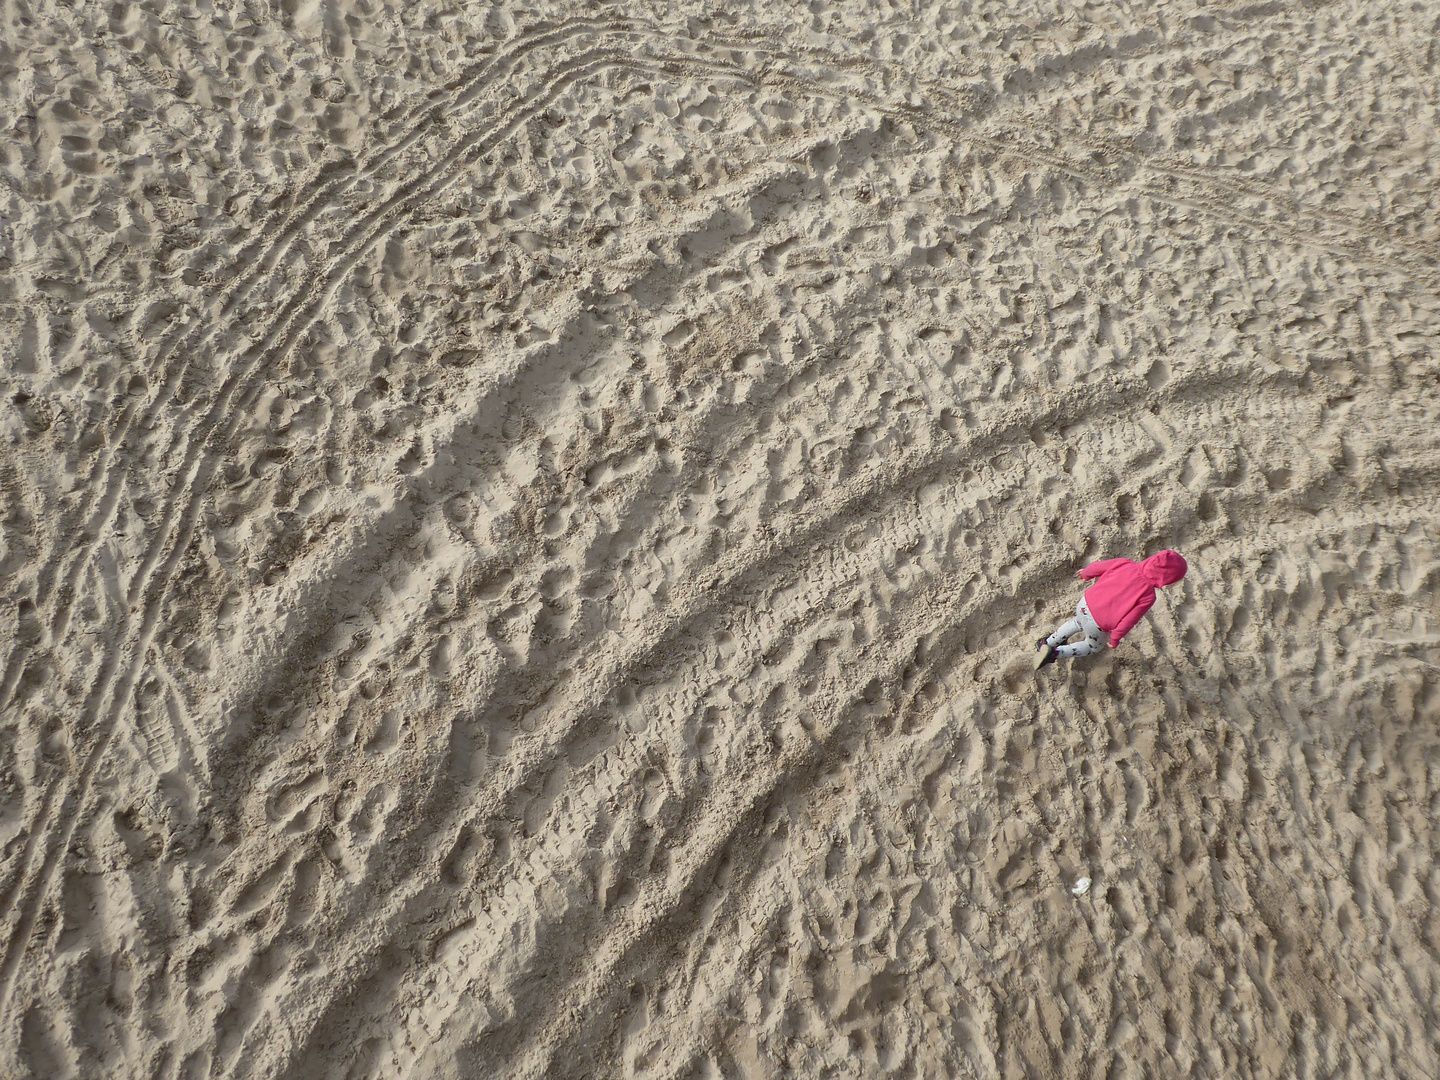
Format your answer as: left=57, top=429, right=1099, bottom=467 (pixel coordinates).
left=1056, top=601, right=1104, bottom=658
left=1045, top=618, right=1083, bottom=648
left=1049, top=599, right=1105, bottom=659
left=1055, top=632, right=1103, bottom=659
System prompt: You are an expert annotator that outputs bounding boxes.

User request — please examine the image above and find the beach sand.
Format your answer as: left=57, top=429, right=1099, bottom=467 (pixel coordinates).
left=2, top=1, right=1439, bottom=1076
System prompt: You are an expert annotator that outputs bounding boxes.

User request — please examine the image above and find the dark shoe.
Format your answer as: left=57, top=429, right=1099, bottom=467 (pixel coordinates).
left=1034, top=642, right=1057, bottom=670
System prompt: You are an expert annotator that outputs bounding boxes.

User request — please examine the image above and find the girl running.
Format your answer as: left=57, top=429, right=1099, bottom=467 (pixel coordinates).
left=1036, top=550, right=1187, bottom=668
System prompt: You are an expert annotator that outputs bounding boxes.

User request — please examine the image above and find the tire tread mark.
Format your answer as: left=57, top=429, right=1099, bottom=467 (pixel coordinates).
left=8, top=18, right=640, bottom=704
left=6, top=15, right=1434, bottom=1044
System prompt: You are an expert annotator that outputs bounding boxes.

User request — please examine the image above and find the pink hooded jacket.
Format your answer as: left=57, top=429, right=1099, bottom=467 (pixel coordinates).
left=1079, top=550, right=1188, bottom=648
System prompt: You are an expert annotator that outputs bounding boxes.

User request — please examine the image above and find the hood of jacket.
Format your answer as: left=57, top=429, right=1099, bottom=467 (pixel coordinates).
left=1141, top=549, right=1187, bottom=586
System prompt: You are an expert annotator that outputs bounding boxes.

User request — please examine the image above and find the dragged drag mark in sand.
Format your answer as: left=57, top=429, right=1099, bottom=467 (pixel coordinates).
left=2, top=4, right=1439, bottom=1079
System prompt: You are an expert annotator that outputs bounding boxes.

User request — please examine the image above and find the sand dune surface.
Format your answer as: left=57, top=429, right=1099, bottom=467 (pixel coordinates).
left=2, top=1, right=1440, bottom=1077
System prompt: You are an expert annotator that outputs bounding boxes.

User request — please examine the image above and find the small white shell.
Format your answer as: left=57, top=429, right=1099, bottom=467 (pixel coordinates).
left=1071, top=876, right=1091, bottom=896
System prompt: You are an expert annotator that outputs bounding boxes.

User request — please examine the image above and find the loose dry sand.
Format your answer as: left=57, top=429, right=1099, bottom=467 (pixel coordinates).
left=3, top=1, right=1440, bottom=1077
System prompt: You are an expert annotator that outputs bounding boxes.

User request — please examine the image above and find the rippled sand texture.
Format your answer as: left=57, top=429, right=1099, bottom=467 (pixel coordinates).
left=3, top=1, right=1440, bottom=1077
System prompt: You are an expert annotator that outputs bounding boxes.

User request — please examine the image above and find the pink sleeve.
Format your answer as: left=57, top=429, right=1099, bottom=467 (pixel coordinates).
left=1080, top=557, right=1130, bottom=580
left=1108, top=592, right=1155, bottom=648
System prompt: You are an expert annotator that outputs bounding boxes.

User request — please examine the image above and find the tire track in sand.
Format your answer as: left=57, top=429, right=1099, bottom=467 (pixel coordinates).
left=5, top=10, right=1434, bottom=1077
left=8, top=18, right=644, bottom=698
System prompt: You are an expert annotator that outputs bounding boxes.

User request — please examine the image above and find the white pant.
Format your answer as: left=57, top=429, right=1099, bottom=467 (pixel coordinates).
left=1046, top=599, right=1105, bottom=659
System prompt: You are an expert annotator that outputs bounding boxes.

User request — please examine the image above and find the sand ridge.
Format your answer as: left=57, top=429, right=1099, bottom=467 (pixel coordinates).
left=1, top=0, right=1439, bottom=1077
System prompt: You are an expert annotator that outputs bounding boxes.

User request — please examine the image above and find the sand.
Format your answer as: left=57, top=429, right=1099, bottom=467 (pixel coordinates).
left=2, top=0, right=1440, bottom=1077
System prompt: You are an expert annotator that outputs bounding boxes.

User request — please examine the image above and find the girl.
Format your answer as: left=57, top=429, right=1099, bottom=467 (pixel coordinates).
left=1036, top=550, right=1187, bottom=668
